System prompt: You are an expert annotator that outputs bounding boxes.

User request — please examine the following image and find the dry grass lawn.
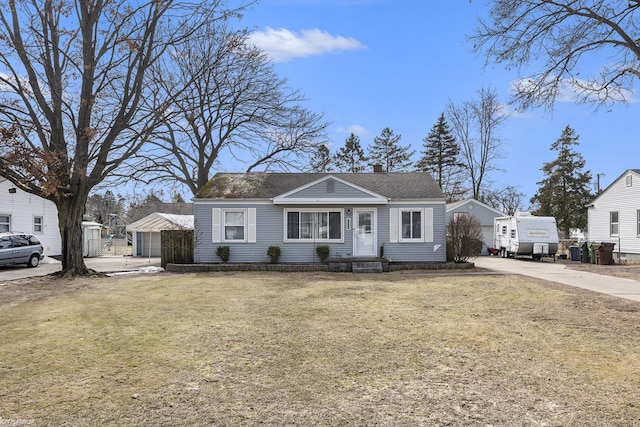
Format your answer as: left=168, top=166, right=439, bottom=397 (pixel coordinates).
left=1, top=271, right=640, bottom=426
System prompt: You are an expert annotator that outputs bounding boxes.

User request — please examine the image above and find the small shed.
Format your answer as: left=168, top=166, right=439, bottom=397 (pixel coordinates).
left=82, top=220, right=104, bottom=257
left=126, top=213, right=194, bottom=257
left=446, top=199, right=505, bottom=255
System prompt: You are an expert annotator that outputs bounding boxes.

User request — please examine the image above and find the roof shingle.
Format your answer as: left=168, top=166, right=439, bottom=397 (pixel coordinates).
left=196, top=172, right=444, bottom=200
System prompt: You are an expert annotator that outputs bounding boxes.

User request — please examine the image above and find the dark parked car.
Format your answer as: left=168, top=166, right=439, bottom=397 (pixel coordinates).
left=0, top=232, right=45, bottom=268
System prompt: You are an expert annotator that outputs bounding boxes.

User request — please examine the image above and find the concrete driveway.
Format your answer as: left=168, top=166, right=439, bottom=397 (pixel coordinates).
left=0, top=256, right=162, bottom=282
left=473, top=256, right=640, bottom=302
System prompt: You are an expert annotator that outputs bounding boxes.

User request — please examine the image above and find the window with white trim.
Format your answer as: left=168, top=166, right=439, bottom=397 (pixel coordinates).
left=223, top=209, right=246, bottom=241
left=212, top=208, right=256, bottom=243
left=33, top=216, right=43, bottom=234
left=637, top=210, right=640, bottom=236
left=389, top=207, right=433, bottom=243
left=285, top=210, right=342, bottom=241
left=610, top=211, right=619, bottom=236
left=400, top=209, right=422, bottom=241
left=0, top=214, right=9, bottom=232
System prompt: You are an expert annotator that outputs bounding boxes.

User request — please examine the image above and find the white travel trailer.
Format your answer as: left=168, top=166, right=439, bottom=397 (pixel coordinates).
left=493, top=212, right=559, bottom=260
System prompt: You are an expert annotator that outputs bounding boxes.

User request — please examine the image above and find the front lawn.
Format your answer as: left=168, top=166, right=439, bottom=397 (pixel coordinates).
left=1, top=271, right=639, bottom=425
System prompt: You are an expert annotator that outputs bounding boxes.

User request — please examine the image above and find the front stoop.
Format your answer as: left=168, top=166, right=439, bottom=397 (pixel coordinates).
left=351, top=261, right=383, bottom=274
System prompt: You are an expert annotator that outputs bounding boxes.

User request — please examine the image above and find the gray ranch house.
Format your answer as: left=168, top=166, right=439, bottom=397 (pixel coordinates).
left=193, top=172, right=446, bottom=264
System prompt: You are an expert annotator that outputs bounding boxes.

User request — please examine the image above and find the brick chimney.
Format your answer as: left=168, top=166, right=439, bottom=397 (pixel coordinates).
left=373, top=164, right=383, bottom=173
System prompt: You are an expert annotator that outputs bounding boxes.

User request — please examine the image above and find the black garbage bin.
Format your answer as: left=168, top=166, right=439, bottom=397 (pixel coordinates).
left=569, top=246, right=580, bottom=261
left=580, top=241, right=590, bottom=263
left=596, top=242, right=616, bottom=265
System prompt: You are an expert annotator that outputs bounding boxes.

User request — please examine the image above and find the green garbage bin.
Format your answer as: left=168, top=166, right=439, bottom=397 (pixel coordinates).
left=587, top=241, right=595, bottom=264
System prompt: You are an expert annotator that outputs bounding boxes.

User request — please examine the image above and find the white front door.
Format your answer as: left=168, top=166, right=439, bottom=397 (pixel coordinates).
left=354, top=208, right=376, bottom=257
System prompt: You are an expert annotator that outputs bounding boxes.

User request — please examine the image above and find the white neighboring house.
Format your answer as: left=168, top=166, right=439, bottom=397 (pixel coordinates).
left=0, top=177, right=62, bottom=257
left=446, top=199, right=505, bottom=255
left=127, top=212, right=194, bottom=257
left=587, top=169, right=640, bottom=262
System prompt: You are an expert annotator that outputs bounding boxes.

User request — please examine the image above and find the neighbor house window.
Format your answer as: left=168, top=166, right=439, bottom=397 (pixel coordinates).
left=400, top=209, right=422, bottom=241
left=637, top=210, right=640, bottom=236
left=0, top=214, right=9, bottom=232
left=627, top=175, right=633, bottom=187
left=610, top=211, right=619, bottom=236
left=33, top=216, right=43, bottom=233
left=223, top=209, right=246, bottom=241
left=286, top=210, right=342, bottom=241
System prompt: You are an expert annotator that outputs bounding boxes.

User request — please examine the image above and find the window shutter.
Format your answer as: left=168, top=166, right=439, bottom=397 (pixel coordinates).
left=424, top=208, right=434, bottom=242
left=212, top=208, right=221, bottom=243
left=248, top=208, right=257, bottom=243
left=389, top=208, right=398, bottom=243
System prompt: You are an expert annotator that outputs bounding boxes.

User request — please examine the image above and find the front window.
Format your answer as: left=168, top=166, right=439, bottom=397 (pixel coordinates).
left=0, top=214, right=9, bottom=232
left=400, top=209, right=422, bottom=241
left=224, top=210, right=245, bottom=241
left=33, top=216, right=43, bottom=234
left=610, top=211, right=619, bottom=236
left=286, top=210, right=342, bottom=241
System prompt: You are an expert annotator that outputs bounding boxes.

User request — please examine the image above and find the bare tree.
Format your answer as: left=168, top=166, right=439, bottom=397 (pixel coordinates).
left=471, top=0, right=640, bottom=110
left=482, top=186, right=526, bottom=215
left=447, top=87, right=507, bottom=200
left=446, top=213, right=484, bottom=263
left=0, top=0, right=251, bottom=276
left=129, top=20, right=329, bottom=196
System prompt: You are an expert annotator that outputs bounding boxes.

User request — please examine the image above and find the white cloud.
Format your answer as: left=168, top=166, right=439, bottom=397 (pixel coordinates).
left=336, top=124, right=372, bottom=138
left=511, top=76, right=637, bottom=107
left=248, top=27, right=367, bottom=63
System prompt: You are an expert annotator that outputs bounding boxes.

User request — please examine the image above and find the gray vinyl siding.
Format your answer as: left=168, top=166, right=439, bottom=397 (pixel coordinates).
left=446, top=201, right=504, bottom=255
left=194, top=201, right=446, bottom=263
left=283, top=178, right=378, bottom=200
left=381, top=203, right=447, bottom=262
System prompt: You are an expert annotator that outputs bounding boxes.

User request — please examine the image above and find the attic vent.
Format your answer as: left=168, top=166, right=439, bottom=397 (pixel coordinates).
left=326, top=179, right=335, bottom=193
left=626, top=175, right=633, bottom=187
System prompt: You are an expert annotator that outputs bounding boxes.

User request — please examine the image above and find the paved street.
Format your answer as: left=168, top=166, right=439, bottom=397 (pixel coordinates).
left=0, top=256, right=162, bottom=282
left=473, top=256, right=640, bottom=302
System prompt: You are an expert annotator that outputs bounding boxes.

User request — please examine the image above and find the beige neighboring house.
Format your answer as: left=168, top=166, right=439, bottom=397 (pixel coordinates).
left=0, top=177, right=62, bottom=257
left=587, top=169, right=640, bottom=262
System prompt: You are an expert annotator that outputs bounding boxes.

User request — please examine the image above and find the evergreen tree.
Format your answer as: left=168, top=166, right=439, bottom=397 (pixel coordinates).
left=309, top=144, right=334, bottom=172
left=368, top=127, right=415, bottom=172
left=416, top=113, right=464, bottom=200
left=530, top=125, right=593, bottom=238
left=334, top=133, right=368, bottom=172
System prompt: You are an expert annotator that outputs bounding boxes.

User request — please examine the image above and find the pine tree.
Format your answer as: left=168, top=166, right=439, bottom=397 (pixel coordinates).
left=416, top=113, right=464, bottom=200
left=334, top=133, right=368, bottom=172
left=309, top=144, right=334, bottom=172
left=530, top=125, right=593, bottom=238
left=368, top=127, right=415, bottom=172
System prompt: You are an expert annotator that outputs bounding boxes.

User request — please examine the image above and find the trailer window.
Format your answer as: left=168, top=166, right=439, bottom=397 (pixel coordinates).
left=501, top=225, right=507, bottom=235
left=510, top=229, right=516, bottom=238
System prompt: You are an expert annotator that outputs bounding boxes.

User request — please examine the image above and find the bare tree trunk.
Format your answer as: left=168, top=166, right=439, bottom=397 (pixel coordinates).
left=57, top=191, right=92, bottom=277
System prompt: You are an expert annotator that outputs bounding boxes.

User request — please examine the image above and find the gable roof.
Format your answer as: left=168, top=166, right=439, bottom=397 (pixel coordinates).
left=446, top=198, right=505, bottom=216
left=195, top=172, right=444, bottom=200
left=126, top=212, right=194, bottom=232
left=587, top=169, right=640, bottom=206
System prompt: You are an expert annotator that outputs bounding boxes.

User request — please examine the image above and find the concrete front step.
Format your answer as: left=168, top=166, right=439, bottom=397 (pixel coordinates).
left=352, top=261, right=383, bottom=274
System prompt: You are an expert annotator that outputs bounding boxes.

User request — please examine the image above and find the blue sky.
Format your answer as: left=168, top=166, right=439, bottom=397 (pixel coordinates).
left=240, top=0, right=638, bottom=206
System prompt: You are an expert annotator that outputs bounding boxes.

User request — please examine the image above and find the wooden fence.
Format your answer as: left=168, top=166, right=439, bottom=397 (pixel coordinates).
left=161, top=230, right=194, bottom=268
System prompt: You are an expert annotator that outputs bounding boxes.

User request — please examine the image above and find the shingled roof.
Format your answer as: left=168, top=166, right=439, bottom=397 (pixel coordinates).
left=196, top=172, right=444, bottom=200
